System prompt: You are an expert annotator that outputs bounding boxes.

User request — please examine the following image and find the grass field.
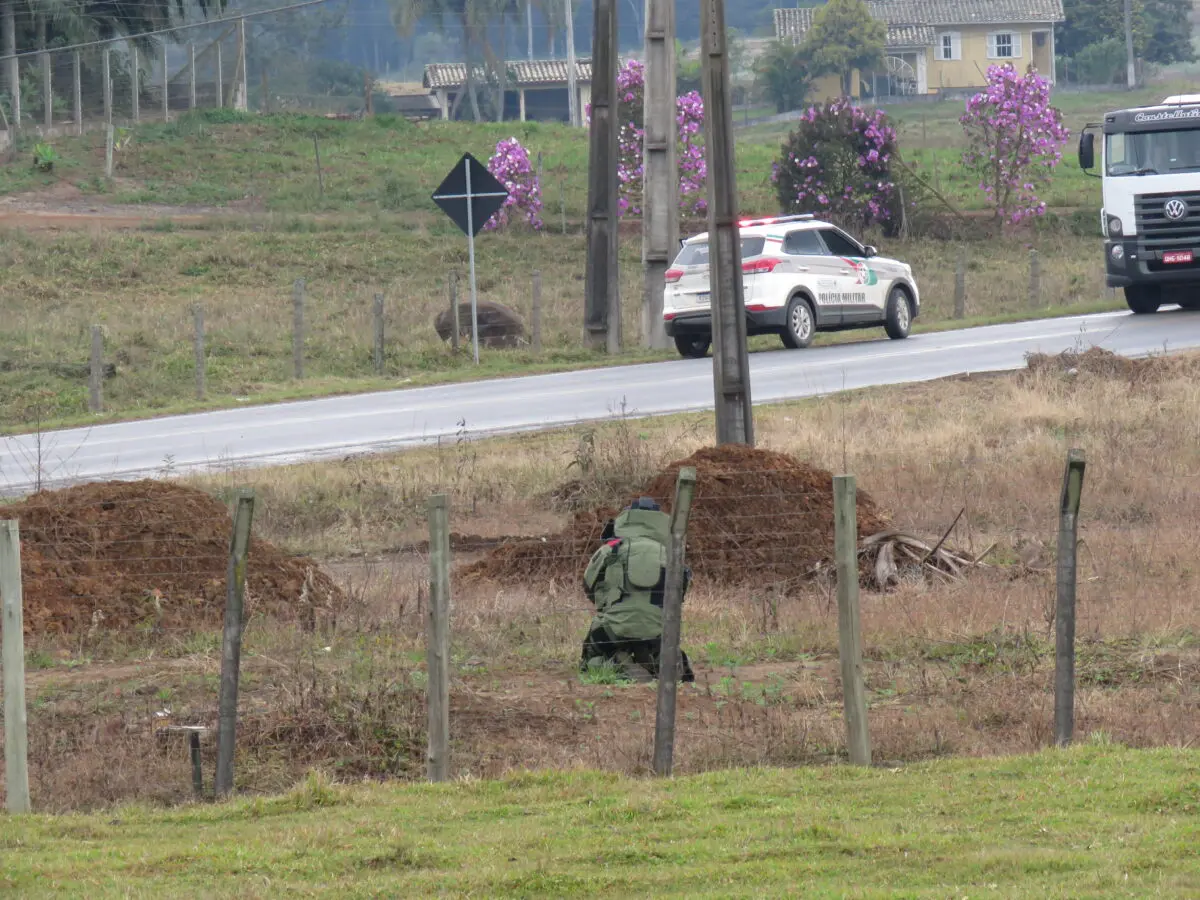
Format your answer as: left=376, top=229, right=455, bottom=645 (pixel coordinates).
left=4, top=746, right=1199, bottom=898
left=17, top=348, right=1200, bottom=815
left=0, top=218, right=1117, bottom=429
left=0, top=82, right=1154, bottom=431
left=0, top=81, right=1170, bottom=216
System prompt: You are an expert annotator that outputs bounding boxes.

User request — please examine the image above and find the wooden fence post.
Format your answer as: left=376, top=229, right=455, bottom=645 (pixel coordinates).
left=73, top=51, right=82, bottom=135
left=531, top=271, right=542, bottom=353
left=1, top=521, right=31, bottom=814
left=193, top=304, right=206, bottom=400
left=1055, top=449, right=1086, bottom=747
left=131, top=44, right=139, bottom=123
left=834, top=474, right=871, bottom=766
left=214, top=489, right=255, bottom=798
left=189, top=730, right=204, bottom=797
left=161, top=40, right=169, bottom=121
left=953, top=252, right=966, bottom=319
left=427, top=494, right=451, bottom=782
left=1029, top=249, right=1041, bottom=308
left=373, top=292, right=385, bottom=374
left=104, top=123, right=114, bottom=178
left=41, top=52, right=51, bottom=127
left=292, top=279, right=305, bottom=379
left=89, top=325, right=104, bottom=412
left=102, top=46, right=112, bottom=125
left=449, top=271, right=460, bottom=353
left=652, top=467, right=698, bottom=777
left=215, top=40, right=223, bottom=109
left=189, top=44, right=197, bottom=109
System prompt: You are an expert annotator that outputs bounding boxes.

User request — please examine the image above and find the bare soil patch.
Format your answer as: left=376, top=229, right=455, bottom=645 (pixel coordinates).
left=463, top=444, right=890, bottom=586
left=10, top=480, right=344, bottom=634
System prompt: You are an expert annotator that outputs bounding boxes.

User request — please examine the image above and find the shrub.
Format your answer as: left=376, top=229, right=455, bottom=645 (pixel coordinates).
left=960, top=64, right=1070, bottom=226
left=770, top=97, right=899, bottom=231
left=484, top=137, right=543, bottom=230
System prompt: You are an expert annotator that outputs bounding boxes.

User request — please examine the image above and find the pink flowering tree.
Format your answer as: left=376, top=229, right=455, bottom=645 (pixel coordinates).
left=771, top=97, right=899, bottom=231
left=589, top=60, right=708, bottom=217
left=484, top=137, right=543, bottom=231
left=960, top=64, right=1070, bottom=226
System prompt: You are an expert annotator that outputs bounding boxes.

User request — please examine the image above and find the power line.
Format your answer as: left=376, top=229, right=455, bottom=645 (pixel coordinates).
left=0, top=0, right=340, bottom=63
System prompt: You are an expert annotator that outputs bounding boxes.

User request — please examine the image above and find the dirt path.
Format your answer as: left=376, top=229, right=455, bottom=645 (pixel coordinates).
left=0, top=182, right=246, bottom=230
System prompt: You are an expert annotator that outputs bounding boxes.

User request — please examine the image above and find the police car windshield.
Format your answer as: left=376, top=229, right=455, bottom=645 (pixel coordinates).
left=1107, top=129, right=1200, bottom=175
left=674, top=237, right=766, bottom=266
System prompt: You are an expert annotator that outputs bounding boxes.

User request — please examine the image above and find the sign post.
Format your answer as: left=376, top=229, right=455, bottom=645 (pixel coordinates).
left=432, top=154, right=510, bottom=364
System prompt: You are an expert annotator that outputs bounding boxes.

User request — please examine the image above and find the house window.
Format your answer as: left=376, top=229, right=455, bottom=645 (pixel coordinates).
left=937, top=32, right=961, bottom=61
left=988, top=32, right=1023, bottom=59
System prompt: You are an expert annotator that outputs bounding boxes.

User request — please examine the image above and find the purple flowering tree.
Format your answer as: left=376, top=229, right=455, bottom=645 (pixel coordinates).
left=589, top=59, right=708, bottom=217
left=771, top=97, right=899, bottom=231
left=960, top=64, right=1070, bottom=226
left=484, top=137, right=543, bottom=231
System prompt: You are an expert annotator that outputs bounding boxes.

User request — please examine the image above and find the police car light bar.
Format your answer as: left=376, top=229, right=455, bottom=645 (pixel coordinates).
left=737, top=213, right=814, bottom=227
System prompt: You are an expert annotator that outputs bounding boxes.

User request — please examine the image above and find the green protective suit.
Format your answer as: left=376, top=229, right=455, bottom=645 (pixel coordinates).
left=582, top=507, right=670, bottom=641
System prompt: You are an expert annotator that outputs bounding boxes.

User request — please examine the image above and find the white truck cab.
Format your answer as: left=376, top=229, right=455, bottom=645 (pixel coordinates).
left=1079, top=97, right=1200, bottom=313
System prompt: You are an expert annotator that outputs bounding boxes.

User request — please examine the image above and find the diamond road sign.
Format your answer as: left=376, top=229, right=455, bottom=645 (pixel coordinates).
left=432, top=153, right=509, bottom=237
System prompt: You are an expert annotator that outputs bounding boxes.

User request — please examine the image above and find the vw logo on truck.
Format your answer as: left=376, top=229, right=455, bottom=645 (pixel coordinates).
left=1165, top=198, right=1189, bottom=220
left=1079, top=95, right=1200, bottom=315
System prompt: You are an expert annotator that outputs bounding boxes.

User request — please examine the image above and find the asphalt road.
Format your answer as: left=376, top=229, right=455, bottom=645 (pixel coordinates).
left=3, top=307, right=1199, bottom=495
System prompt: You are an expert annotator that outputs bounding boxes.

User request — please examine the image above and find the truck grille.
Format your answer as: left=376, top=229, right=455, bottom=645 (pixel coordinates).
left=1135, top=190, right=1200, bottom=249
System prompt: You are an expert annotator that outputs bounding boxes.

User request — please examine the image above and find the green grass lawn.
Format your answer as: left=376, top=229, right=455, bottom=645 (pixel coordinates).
left=5, top=746, right=1198, bottom=898
left=1, top=80, right=1153, bottom=220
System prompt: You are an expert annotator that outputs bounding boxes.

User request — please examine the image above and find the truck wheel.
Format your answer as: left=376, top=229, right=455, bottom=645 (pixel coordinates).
left=674, top=335, right=711, bottom=358
left=1125, top=286, right=1161, bottom=315
left=781, top=296, right=815, bottom=349
left=884, top=286, right=912, bottom=340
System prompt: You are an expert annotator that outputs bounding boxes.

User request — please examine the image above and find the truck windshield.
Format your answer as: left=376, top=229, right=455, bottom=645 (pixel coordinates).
left=674, top=237, right=766, bottom=266
left=1107, top=129, right=1200, bottom=175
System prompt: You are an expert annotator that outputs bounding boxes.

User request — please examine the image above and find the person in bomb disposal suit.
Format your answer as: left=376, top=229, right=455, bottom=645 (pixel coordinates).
left=580, top=497, right=696, bottom=683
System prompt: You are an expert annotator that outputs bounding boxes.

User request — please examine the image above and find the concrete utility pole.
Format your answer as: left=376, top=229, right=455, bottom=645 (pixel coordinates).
left=565, top=0, right=579, bottom=126
left=701, top=0, right=754, bottom=445
left=1123, top=0, right=1136, bottom=90
left=584, top=0, right=621, bottom=353
left=641, top=0, right=677, bottom=350
left=527, top=0, right=534, bottom=60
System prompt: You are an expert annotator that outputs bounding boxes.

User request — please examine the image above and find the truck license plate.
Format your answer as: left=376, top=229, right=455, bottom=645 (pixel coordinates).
left=1163, top=250, right=1193, bottom=264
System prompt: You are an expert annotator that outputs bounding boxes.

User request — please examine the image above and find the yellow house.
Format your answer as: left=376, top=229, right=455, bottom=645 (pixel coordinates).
left=773, top=0, right=1065, bottom=102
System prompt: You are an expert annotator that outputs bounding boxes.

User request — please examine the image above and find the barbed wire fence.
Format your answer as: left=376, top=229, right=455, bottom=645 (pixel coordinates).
left=6, top=442, right=1198, bottom=812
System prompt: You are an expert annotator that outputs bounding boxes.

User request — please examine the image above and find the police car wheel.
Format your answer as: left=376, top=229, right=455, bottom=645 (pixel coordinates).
left=884, top=287, right=912, bottom=340
left=781, top=296, right=815, bottom=349
left=673, top=334, right=711, bottom=358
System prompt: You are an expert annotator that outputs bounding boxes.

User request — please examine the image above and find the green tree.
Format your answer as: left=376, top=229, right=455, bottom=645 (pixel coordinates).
left=392, top=0, right=514, bottom=122
left=1070, top=38, right=1126, bottom=85
left=755, top=40, right=811, bottom=113
left=1057, top=0, right=1193, bottom=65
left=1143, top=0, right=1195, bottom=65
left=805, top=0, right=885, bottom=97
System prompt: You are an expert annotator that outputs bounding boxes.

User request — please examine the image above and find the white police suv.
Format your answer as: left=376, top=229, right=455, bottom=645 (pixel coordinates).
left=662, top=214, right=921, bottom=358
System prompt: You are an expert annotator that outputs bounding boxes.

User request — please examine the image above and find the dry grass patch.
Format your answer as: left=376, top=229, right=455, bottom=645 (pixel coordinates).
left=12, top=349, right=1200, bottom=812
left=0, top=220, right=1114, bottom=429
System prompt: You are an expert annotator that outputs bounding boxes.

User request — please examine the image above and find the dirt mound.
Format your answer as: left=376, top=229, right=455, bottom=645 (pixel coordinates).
left=1022, top=347, right=1199, bottom=385
left=461, top=445, right=890, bottom=587
left=9, top=480, right=345, bottom=635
